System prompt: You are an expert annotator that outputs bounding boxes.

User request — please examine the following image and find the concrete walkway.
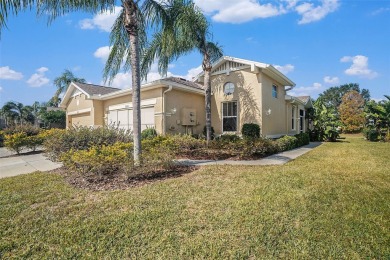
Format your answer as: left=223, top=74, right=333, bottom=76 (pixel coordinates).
left=177, top=142, right=322, bottom=166
left=0, top=148, right=62, bottom=179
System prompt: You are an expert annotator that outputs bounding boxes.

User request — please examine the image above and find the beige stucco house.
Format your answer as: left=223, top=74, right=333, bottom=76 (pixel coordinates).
left=60, top=56, right=312, bottom=138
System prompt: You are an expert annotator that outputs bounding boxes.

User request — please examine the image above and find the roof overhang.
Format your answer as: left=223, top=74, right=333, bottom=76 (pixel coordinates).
left=59, top=82, right=90, bottom=108
left=285, top=95, right=313, bottom=108
left=195, top=56, right=296, bottom=88
left=92, top=79, right=205, bottom=100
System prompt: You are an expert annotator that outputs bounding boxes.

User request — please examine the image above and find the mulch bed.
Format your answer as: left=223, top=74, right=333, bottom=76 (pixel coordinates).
left=51, top=165, right=199, bottom=191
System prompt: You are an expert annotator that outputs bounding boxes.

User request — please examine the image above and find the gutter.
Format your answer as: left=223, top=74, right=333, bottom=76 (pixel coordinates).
left=162, top=85, right=173, bottom=135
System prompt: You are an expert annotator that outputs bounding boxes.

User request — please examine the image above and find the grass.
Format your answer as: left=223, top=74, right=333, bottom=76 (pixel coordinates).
left=0, top=135, right=389, bottom=258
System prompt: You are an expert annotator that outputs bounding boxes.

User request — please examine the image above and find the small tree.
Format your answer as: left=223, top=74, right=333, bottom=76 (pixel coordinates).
left=339, top=90, right=365, bottom=133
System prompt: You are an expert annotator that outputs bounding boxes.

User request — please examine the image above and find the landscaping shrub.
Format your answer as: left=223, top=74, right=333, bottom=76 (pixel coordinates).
left=294, top=132, right=310, bottom=147
left=242, top=123, right=260, bottom=139
left=216, top=134, right=240, bottom=142
left=25, top=135, right=44, bottom=151
left=362, top=127, right=380, bottom=142
left=276, top=135, right=298, bottom=151
left=2, top=124, right=41, bottom=137
left=0, top=131, right=4, bottom=147
left=141, top=127, right=157, bottom=140
left=202, top=126, right=215, bottom=140
left=43, top=126, right=132, bottom=161
left=61, top=142, right=133, bottom=176
left=4, top=132, right=28, bottom=154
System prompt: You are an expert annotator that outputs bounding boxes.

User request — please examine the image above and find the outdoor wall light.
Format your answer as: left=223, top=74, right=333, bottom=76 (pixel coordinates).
left=266, top=108, right=272, bottom=116
left=170, top=108, right=177, bottom=114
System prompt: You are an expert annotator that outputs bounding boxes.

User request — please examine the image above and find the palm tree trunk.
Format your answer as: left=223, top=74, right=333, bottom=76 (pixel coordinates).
left=124, top=0, right=141, bottom=166
left=203, top=53, right=212, bottom=146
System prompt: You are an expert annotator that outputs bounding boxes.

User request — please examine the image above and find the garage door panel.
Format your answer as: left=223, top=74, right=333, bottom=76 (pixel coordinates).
left=108, top=106, right=155, bottom=131
left=117, top=110, right=128, bottom=129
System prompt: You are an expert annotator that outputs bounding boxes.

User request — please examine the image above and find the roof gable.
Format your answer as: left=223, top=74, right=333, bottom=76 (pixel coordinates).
left=196, top=56, right=295, bottom=87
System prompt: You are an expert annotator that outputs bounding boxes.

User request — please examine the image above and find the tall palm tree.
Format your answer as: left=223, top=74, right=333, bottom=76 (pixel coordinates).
left=51, top=69, right=86, bottom=106
left=1, top=101, right=34, bottom=126
left=103, top=0, right=198, bottom=165
left=141, top=2, right=223, bottom=145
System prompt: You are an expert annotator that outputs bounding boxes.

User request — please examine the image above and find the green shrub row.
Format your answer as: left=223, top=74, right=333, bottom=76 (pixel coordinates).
left=43, top=126, right=133, bottom=161
left=3, top=132, right=44, bottom=154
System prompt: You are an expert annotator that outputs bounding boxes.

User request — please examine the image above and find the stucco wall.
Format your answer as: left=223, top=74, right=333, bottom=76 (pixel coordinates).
left=260, top=73, right=288, bottom=137
left=164, top=88, right=205, bottom=135
left=66, top=93, right=95, bottom=128
left=210, top=68, right=262, bottom=134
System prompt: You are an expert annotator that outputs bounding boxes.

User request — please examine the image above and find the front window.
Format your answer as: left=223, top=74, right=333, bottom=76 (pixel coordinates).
left=292, top=106, right=295, bottom=130
left=272, top=85, right=278, bottom=98
left=224, top=82, right=235, bottom=95
left=222, top=101, right=237, bottom=132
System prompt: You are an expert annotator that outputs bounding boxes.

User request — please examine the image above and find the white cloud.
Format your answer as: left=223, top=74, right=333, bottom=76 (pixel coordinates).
left=296, top=0, right=339, bottom=24
left=27, top=67, right=50, bottom=87
left=94, top=46, right=112, bottom=62
left=323, top=76, right=339, bottom=84
left=79, top=6, right=122, bottom=32
left=372, top=97, right=385, bottom=103
left=340, top=55, right=378, bottom=79
left=274, top=64, right=294, bottom=74
left=194, top=0, right=338, bottom=24
left=371, top=7, right=390, bottom=16
left=0, top=66, right=23, bottom=80
left=0, top=86, right=3, bottom=92
left=289, top=82, right=322, bottom=96
left=194, top=0, right=285, bottom=23
left=109, top=72, right=132, bottom=89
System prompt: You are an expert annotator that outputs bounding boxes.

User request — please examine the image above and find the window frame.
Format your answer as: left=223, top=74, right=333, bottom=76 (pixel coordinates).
left=272, top=84, right=278, bottom=98
left=291, top=106, right=296, bottom=130
left=222, top=101, right=238, bottom=132
left=223, top=82, right=235, bottom=95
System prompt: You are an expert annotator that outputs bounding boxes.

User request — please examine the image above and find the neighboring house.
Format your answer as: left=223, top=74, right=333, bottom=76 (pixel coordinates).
left=60, top=56, right=312, bottom=138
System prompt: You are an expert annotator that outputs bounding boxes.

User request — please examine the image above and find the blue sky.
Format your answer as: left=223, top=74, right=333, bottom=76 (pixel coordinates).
left=0, top=0, right=389, bottom=107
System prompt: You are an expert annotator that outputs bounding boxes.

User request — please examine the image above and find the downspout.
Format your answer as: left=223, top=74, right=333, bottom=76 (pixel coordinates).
left=162, top=85, right=173, bottom=135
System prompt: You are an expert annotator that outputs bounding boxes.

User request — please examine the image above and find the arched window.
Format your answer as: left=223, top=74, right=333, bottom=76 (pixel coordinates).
left=223, top=82, right=235, bottom=95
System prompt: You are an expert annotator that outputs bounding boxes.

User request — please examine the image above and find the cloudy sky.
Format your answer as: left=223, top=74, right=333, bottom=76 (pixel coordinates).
left=0, top=0, right=389, bottom=106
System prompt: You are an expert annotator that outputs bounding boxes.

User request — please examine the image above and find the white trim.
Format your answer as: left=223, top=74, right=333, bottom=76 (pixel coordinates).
left=221, top=101, right=238, bottom=133
left=108, top=98, right=157, bottom=111
left=67, top=108, right=92, bottom=116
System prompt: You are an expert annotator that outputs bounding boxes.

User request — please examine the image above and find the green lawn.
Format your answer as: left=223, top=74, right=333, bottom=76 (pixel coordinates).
left=1, top=135, right=389, bottom=258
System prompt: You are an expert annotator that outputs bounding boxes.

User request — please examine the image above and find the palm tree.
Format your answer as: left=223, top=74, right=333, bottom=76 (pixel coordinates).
left=141, top=2, right=223, bottom=145
left=1, top=101, right=34, bottom=126
left=0, top=1, right=115, bottom=30
left=103, top=0, right=199, bottom=165
left=51, top=69, right=86, bottom=106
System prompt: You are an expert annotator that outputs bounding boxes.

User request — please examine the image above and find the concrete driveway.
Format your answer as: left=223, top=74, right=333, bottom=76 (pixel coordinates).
left=0, top=148, right=62, bottom=179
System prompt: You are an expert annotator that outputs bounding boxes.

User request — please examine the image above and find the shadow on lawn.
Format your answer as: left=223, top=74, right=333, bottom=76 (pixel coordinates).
left=52, top=165, right=199, bottom=191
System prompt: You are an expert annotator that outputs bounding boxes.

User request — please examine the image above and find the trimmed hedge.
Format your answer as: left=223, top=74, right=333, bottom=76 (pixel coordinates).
left=242, top=123, right=260, bottom=139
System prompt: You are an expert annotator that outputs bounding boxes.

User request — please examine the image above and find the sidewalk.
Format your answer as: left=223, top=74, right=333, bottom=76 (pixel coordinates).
left=0, top=148, right=62, bottom=179
left=176, top=142, right=322, bottom=166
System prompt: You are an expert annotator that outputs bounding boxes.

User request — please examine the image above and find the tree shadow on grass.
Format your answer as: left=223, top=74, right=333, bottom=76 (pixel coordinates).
left=53, top=165, right=200, bottom=191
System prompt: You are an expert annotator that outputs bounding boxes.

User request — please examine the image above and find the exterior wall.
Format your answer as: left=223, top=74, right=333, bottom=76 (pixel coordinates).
left=66, top=93, right=95, bottom=128
left=260, top=73, right=288, bottom=137
left=164, top=88, right=205, bottom=135
left=93, top=100, right=105, bottom=126
left=210, top=68, right=262, bottom=135
left=102, top=88, right=164, bottom=133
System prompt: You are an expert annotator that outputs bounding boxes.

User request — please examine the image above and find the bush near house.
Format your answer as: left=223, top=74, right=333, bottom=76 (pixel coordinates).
left=242, top=123, right=260, bottom=139
left=43, top=126, right=132, bottom=161
left=2, top=125, right=43, bottom=154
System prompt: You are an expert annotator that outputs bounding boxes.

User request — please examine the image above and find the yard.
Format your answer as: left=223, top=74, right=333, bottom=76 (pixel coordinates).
left=0, top=135, right=389, bottom=258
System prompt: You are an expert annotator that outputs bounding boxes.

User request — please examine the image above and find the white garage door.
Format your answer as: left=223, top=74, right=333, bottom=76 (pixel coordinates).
left=107, top=107, right=155, bottom=131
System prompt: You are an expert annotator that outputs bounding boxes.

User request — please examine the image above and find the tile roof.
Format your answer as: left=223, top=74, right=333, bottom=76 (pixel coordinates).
left=73, top=82, right=120, bottom=96
left=163, top=77, right=204, bottom=90
left=296, top=96, right=311, bottom=104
